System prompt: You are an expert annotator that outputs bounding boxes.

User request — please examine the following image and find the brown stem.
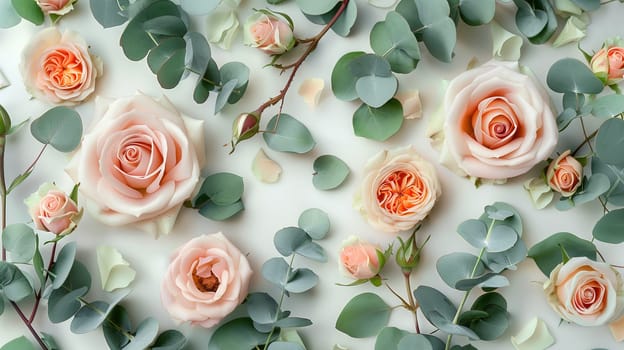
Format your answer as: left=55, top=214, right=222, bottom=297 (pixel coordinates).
left=29, top=242, right=58, bottom=323
left=572, top=129, right=598, bottom=156
left=20, top=145, right=47, bottom=181
left=9, top=301, right=49, bottom=349
left=404, top=272, right=420, bottom=334
left=254, top=0, right=350, bottom=120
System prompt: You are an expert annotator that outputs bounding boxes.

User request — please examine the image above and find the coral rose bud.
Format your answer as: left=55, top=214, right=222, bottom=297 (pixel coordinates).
left=339, top=236, right=382, bottom=280
left=232, top=113, right=259, bottom=145
left=546, top=150, right=582, bottom=197
left=244, top=11, right=295, bottom=55
left=24, top=183, right=82, bottom=235
left=591, top=46, right=624, bottom=85
left=36, top=0, right=76, bottom=16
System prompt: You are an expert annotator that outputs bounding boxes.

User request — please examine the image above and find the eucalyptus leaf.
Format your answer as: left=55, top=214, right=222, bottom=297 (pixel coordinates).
left=273, top=317, right=312, bottom=328
left=547, top=58, right=604, bottom=94
left=355, top=75, right=398, bottom=108
left=262, top=257, right=290, bottom=287
left=103, top=305, right=132, bottom=350
left=514, top=0, right=557, bottom=44
left=263, top=114, right=315, bottom=154
left=11, top=0, right=43, bottom=25
left=304, top=0, right=357, bottom=37
left=0, top=336, right=36, bottom=350
left=413, top=0, right=456, bottom=62
left=51, top=242, right=77, bottom=289
left=370, top=11, right=420, bottom=74
left=468, top=293, right=509, bottom=340
left=335, top=293, right=391, bottom=338
left=590, top=94, right=624, bottom=118
left=285, top=268, right=318, bottom=293
left=562, top=92, right=585, bottom=112
left=48, top=286, right=88, bottom=323
left=274, top=227, right=310, bottom=256
left=215, top=80, right=238, bottom=114
left=180, top=0, right=219, bottom=15
left=397, top=334, right=433, bottom=350
left=152, top=330, right=187, bottom=350
left=478, top=202, right=523, bottom=238
left=458, top=0, right=495, bottom=25
left=298, top=208, right=330, bottom=240
left=568, top=174, right=610, bottom=207
left=593, top=208, right=624, bottom=244
left=0, top=262, right=33, bottom=301
left=375, top=327, right=409, bottom=350
left=41, top=333, right=59, bottom=350
left=2, top=224, right=36, bottom=263
left=556, top=108, right=579, bottom=131
left=0, top=0, right=20, bottom=28
left=313, top=155, right=350, bottom=190
left=124, top=317, right=159, bottom=350
left=193, top=59, right=220, bottom=104
left=198, top=200, right=244, bottom=221
left=70, top=301, right=110, bottom=333
left=436, top=252, right=485, bottom=290
left=157, top=49, right=186, bottom=89
left=219, top=62, right=249, bottom=104
left=332, top=51, right=366, bottom=101
left=193, top=172, right=243, bottom=207
left=142, top=15, right=187, bottom=36
left=413, top=286, right=457, bottom=330
left=90, top=0, right=128, bottom=28
left=147, top=37, right=186, bottom=74
left=528, top=232, right=596, bottom=276
left=353, top=99, right=403, bottom=141
left=595, top=118, right=624, bottom=168
left=184, top=32, right=211, bottom=73
left=31, top=107, right=83, bottom=152
left=592, top=156, right=624, bottom=206
left=267, top=342, right=304, bottom=350
left=295, top=0, right=339, bottom=15
left=570, top=0, right=600, bottom=11
left=208, top=318, right=268, bottom=350
left=349, top=54, right=393, bottom=78
left=247, top=293, right=278, bottom=325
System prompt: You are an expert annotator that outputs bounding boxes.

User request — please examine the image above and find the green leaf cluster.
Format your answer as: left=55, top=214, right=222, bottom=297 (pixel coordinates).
left=303, top=0, right=358, bottom=37
left=191, top=172, right=245, bottom=221
left=528, top=232, right=596, bottom=276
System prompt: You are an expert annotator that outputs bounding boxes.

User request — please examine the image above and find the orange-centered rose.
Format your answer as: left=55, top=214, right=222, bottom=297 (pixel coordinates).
left=546, top=150, right=583, bottom=197
left=356, top=145, right=440, bottom=234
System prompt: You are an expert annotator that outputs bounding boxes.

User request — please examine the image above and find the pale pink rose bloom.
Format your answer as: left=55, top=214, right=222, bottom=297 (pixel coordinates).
left=244, top=12, right=295, bottom=55
left=441, top=60, right=557, bottom=180
left=339, top=236, right=381, bottom=280
left=546, top=150, right=583, bottom=197
left=65, top=94, right=205, bottom=236
left=161, top=233, right=252, bottom=328
left=36, top=0, right=75, bottom=15
left=24, top=183, right=82, bottom=235
left=355, top=145, right=441, bottom=234
left=20, top=27, right=102, bottom=105
left=591, top=47, right=624, bottom=84
left=544, top=257, right=624, bottom=327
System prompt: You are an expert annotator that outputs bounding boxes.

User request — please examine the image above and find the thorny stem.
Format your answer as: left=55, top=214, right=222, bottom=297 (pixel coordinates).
left=254, top=0, right=350, bottom=127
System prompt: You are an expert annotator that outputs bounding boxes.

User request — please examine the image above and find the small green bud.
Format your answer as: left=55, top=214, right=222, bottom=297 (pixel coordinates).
left=395, top=232, right=430, bottom=274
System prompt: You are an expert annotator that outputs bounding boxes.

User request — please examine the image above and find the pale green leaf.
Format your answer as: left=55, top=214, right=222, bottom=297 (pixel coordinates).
left=312, top=155, right=350, bottom=190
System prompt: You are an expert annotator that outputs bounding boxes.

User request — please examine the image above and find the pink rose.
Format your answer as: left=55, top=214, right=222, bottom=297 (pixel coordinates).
left=355, top=145, right=441, bottom=234
left=20, top=27, right=102, bottom=106
left=36, top=0, right=75, bottom=16
left=545, top=257, right=624, bottom=327
left=431, top=60, right=557, bottom=180
left=66, top=94, right=205, bottom=235
left=24, top=183, right=82, bottom=235
left=161, top=233, right=252, bottom=328
left=244, top=11, right=295, bottom=55
left=339, top=236, right=382, bottom=280
left=546, top=150, right=583, bottom=197
left=591, top=46, right=624, bottom=84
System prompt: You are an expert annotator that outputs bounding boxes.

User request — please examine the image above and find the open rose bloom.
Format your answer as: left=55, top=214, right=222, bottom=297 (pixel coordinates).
left=546, top=150, right=583, bottom=197
left=339, top=236, right=382, bottom=280
left=545, top=257, right=624, bottom=332
left=161, top=233, right=252, bottom=328
left=428, top=60, right=557, bottom=180
left=355, top=146, right=441, bottom=234
left=36, top=0, right=76, bottom=16
left=66, top=94, right=205, bottom=236
left=24, top=182, right=82, bottom=235
left=20, top=27, right=102, bottom=105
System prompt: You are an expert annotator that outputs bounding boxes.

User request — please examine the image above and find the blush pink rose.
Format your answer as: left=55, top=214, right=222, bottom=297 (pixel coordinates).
left=339, top=236, right=382, bottom=280
left=545, top=257, right=624, bottom=327
left=36, top=0, right=75, bottom=15
left=66, top=94, right=205, bottom=236
left=434, top=60, right=557, bottom=180
left=546, top=150, right=583, bottom=197
left=24, top=182, right=82, bottom=235
left=20, top=27, right=102, bottom=106
left=161, top=233, right=252, bottom=328
left=244, top=11, right=295, bottom=55
left=591, top=46, right=624, bottom=84
left=355, top=145, right=441, bottom=234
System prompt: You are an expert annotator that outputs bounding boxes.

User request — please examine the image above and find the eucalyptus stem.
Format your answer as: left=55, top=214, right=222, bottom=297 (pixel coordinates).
left=571, top=129, right=598, bottom=156
left=444, top=219, right=496, bottom=350
left=28, top=241, right=58, bottom=323
left=262, top=254, right=296, bottom=348
left=579, top=118, right=595, bottom=154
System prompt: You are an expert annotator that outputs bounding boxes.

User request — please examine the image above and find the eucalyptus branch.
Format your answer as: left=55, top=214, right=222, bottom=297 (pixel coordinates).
left=263, top=254, right=297, bottom=348
left=572, top=129, right=598, bottom=156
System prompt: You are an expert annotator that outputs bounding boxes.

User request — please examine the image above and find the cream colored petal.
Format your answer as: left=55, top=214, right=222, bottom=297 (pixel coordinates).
left=252, top=148, right=282, bottom=183
left=609, top=314, right=624, bottom=342
left=96, top=246, right=136, bottom=292
left=552, top=16, right=587, bottom=48
left=511, top=317, right=555, bottom=350
left=523, top=177, right=554, bottom=209
left=0, top=69, right=9, bottom=89
left=206, top=7, right=239, bottom=50
left=554, top=0, right=583, bottom=16
left=298, top=78, right=325, bottom=108
left=395, top=90, right=422, bottom=119
left=368, top=0, right=397, bottom=8
left=333, top=345, right=348, bottom=350
left=491, top=21, right=523, bottom=61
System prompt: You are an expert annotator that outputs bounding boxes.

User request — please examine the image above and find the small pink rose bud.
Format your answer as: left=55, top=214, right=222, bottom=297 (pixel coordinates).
left=232, top=113, right=259, bottom=146
left=546, top=150, right=583, bottom=197
left=24, top=183, right=82, bottom=235
left=339, top=236, right=382, bottom=280
left=591, top=46, right=624, bottom=84
left=36, top=0, right=75, bottom=16
left=244, top=11, right=295, bottom=55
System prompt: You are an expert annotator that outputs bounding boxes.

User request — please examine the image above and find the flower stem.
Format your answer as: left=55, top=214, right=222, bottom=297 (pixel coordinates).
left=28, top=241, right=58, bottom=323
left=404, top=272, right=420, bottom=334
left=571, top=128, right=597, bottom=156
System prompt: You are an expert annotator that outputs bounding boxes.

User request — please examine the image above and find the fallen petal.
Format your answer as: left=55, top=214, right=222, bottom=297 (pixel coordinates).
left=491, top=21, right=523, bottom=61
left=0, top=69, right=9, bottom=89
left=511, top=317, right=555, bottom=350
left=298, top=78, right=325, bottom=108
left=252, top=148, right=282, bottom=183
left=609, top=315, right=624, bottom=342
left=395, top=90, right=422, bottom=119
left=97, top=246, right=136, bottom=292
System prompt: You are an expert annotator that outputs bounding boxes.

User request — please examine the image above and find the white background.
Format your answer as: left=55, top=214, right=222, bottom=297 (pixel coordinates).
left=1, top=1, right=623, bottom=349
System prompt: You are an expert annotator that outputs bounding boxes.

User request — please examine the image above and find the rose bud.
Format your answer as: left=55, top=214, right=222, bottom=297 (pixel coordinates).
left=244, top=10, right=295, bottom=55
left=36, top=0, right=76, bottom=16
left=339, top=236, right=384, bottom=280
left=546, top=150, right=582, bottom=197
left=395, top=231, right=429, bottom=274
left=590, top=46, right=624, bottom=85
left=0, top=105, right=11, bottom=136
left=24, top=183, right=82, bottom=235
left=232, top=113, right=259, bottom=146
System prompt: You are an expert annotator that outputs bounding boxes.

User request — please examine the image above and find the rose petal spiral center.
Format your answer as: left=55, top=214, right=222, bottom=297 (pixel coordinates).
left=376, top=169, right=427, bottom=216
left=43, top=48, right=83, bottom=88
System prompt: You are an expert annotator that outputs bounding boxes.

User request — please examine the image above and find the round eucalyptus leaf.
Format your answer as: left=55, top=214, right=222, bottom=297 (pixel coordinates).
left=285, top=268, right=318, bottom=293
left=263, top=114, right=316, bottom=154
left=61, top=260, right=92, bottom=292
left=157, top=49, right=186, bottom=89
left=90, top=0, right=128, bottom=28
left=194, top=59, right=220, bottom=104
left=436, top=252, right=485, bottom=290
left=353, top=99, right=403, bottom=141
left=570, top=173, right=610, bottom=206
left=395, top=0, right=424, bottom=38
left=514, top=0, right=557, bottom=44
left=0, top=261, right=34, bottom=302
left=2, top=224, right=36, bottom=263
left=142, top=15, right=187, bottom=36
left=180, top=0, right=219, bottom=15
left=556, top=108, right=579, bottom=131
left=294, top=240, right=327, bottom=262
left=103, top=305, right=133, bottom=350
left=469, top=293, right=509, bottom=340
left=246, top=293, right=278, bottom=325
left=370, top=11, right=420, bottom=74
left=479, top=275, right=510, bottom=289
left=478, top=202, right=523, bottom=237
left=331, top=51, right=366, bottom=101
left=304, top=0, right=357, bottom=37
left=208, top=318, right=267, bottom=350
left=198, top=200, right=244, bottom=221
left=295, top=0, right=339, bottom=15
left=483, top=238, right=527, bottom=272
left=298, top=208, right=330, bottom=240
left=457, top=219, right=487, bottom=249
left=349, top=53, right=393, bottom=78
left=152, top=329, right=187, bottom=350
left=124, top=317, right=159, bottom=350
left=48, top=287, right=88, bottom=323
left=273, top=317, right=312, bottom=328
left=355, top=74, right=398, bottom=108
left=184, top=32, right=211, bottom=73
left=596, top=118, right=624, bottom=168
left=261, top=257, right=290, bottom=287
left=70, top=301, right=110, bottom=334
left=458, top=0, right=495, bottom=26
left=398, top=335, right=433, bottom=350
left=570, top=0, right=600, bottom=11
left=313, top=155, right=350, bottom=190
left=421, top=17, right=456, bottom=63
left=487, top=225, right=518, bottom=253
left=528, top=232, right=596, bottom=276
left=31, top=107, right=83, bottom=152
left=547, top=58, right=603, bottom=94
left=590, top=94, right=624, bottom=118
left=515, top=5, right=548, bottom=37
left=0, top=336, right=36, bottom=350
left=336, top=293, right=391, bottom=338
left=274, top=227, right=310, bottom=257
left=11, top=0, right=43, bottom=25
left=195, top=172, right=244, bottom=206
left=215, top=79, right=238, bottom=114
left=593, top=208, right=624, bottom=244
left=147, top=37, right=186, bottom=74
left=0, top=0, right=21, bottom=28
left=484, top=206, right=514, bottom=221
left=219, top=61, right=250, bottom=104
left=375, top=327, right=409, bottom=350
left=592, top=156, right=624, bottom=206
left=562, top=92, right=585, bottom=112
left=51, top=242, right=77, bottom=290
left=413, top=286, right=458, bottom=329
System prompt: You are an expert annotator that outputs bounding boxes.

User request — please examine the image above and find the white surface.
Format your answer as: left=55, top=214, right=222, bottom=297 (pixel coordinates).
left=0, top=2, right=623, bottom=349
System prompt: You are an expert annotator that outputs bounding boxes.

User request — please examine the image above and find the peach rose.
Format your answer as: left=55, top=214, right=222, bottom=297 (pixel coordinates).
left=66, top=94, right=205, bottom=236
left=24, top=182, right=82, bottom=235
left=591, top=46, right=624, bottom=85
left=36, top=0, right=75, bottom=16
left=244, top=11, right=295, bottom=55
left=545, top=257, right=624, bottom=327
left=339, top=236, right=382, bottom=280
left=430, top=60, right=557, bottom=180
left=546, top=150, right=583, bottom=197
left=355, top=145, right=441, bottom=234
left=161, top=233, right=252, bottom=328
left=20, top=27, right=101, bottom=106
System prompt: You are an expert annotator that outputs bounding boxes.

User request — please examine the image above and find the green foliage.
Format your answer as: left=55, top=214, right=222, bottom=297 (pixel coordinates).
left=595, top=118, right=624, bottom=168
left=332, top=51, right=366, bottom=101
left=0, top=0, right=20, bottom=28
left=215, top=62, right=250, bottom=113
left=31, top=107, right=83, bottom=152
left=209, top=318, right=269, bottom=350
left=304, top=0, right=357, bottom=37
left=152, top=329, right=188, bottom=350
left=350, top=54, right=397, bottom=108
left=180, top=0, right=219, bottom=15
left=592, top=157, right=624, bottom=206
left=0, top=336, right=36, bottom=350
left=2, top=224, right=36, bottom=263
left=0, top=262, right=33, bottom=302
left=336, top=292, right=391, bottom=338
left=262, top=257, right=319, bottom=294
left=414, top=286, right=479, bottom=340
left=103, top=305, right=132, bottom=349
left=465, top=293, right=508, bottom=340
left=192, top=172, right=244, bottom=221
left=123, top=317, right=159, bottom=350
left=263, top=114, right=316, bottom=154
left=11, top=0, right=43, bottom=25
left=555, top=174, right=610, bottom=210
left=48, top=286, right=88, bottom=323
left=571, top=0, right=600, bottom=10
left=375, top=327, right=445, bottom=350
left=312, top=155, right=350, bottom=190
left=296, top=0, right=339, bottom=16
left=274, top=227, right=327, bottom=262
left=547, top=58, right=604, bottom=94
left=590, top=94, right=624, bottom=118
left=370, top=12, right=420, bottom=74
left=457, top=0, right=495, bottom=26
left=297, top=208, right=330, bottom=240
left=51, top=242, right=77, bottom=289
left=90, top=0, right=129, bottom=28
left=528, top=232, right=597, bottom=276
left=353, top=99, right=403, bottom=141
left=513, top=0, right=557, bottom=44
left=593, top=209, right=624, bottom=243
left=436, top=252, right=486, bottom=291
